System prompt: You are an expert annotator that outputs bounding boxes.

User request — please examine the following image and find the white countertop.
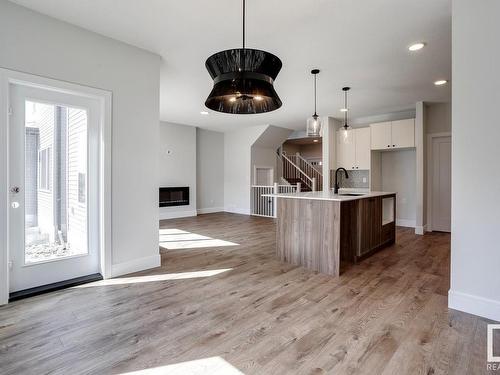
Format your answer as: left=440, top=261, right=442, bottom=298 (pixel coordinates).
left=264, top=190, right=396, bottom=202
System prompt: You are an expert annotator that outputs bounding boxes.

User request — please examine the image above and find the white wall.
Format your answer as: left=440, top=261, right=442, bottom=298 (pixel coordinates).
left=0, top=2, right=161, bottom=275
left=426, top=102, right=451, bottom=134
left=381, top=150, right=417, bottom=227
left=196, top=128, right=224, bottom=214
left=250, top=125, right=293, bottom=186
left=449, top=0, right=500, bottom=321
left=415, top=102, right=426, bottom=234
left=251, top=147, right=278, bottom=183
left=323, top=117, right=341, bottom=191
left=159, top=122, right=197, bottom=219
left=224, top=125, right=291, bottom=214
left=224, top=125, right=267, bottom=215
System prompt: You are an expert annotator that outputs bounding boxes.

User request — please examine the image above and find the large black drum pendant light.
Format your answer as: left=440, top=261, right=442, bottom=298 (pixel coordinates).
left=205, top=0, right=283, bottom=114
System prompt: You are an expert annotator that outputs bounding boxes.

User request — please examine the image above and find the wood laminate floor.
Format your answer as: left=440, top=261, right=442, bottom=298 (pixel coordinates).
left=0, top=212, right=496, bottom=374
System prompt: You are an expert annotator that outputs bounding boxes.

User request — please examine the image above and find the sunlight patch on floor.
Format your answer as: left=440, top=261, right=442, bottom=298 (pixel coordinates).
left=118, top=356, right=244, bottom=375
left=159, top=228, right=189, bottom=235
left=159, top=228, right=239, bottom=250
left=74, top=269, right=233, bottom=288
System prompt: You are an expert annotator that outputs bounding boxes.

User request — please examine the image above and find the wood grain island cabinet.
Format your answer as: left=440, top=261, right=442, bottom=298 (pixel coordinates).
left=273, top=191, right=396, bottom=276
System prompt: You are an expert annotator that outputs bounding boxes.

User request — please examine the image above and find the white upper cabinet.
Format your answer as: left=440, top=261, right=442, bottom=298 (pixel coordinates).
left=337, top=129, right=355, bottom=169
left=391, top=119, right=415, bottom=148
left=370, top=119, right=415, bottom=150
left=355, top=127, right=371, bottom=170
left=370, top=121, right=392, bottom=150
left=337, top=127, right=371, bottom=170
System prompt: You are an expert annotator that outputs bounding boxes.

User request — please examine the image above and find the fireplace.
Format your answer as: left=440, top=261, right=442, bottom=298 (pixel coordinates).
left=159, top=187, right=189, bottom=207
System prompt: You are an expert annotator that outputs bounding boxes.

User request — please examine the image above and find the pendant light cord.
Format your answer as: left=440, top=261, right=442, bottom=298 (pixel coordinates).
left=314, top=73, right=317, bottom=116
left=344, top=89, right=347, bottom=126
left=241, top=0, right=246, bottom=72
left=242, top=0, right=246, bottom=51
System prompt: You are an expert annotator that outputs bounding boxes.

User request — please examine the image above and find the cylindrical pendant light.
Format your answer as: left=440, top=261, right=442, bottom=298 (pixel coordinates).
left=306, top=69, right=322, bottom=137
left=205, top=0, right=283, bottom=114
left=341, top=87, right=351, bottom=140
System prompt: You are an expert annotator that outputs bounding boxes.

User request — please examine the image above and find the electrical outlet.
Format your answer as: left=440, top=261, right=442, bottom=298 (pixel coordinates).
left=362, top=177, right=367, bottom=183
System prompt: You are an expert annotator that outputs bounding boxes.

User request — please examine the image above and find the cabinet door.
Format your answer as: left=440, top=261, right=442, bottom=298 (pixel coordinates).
left=359, top=197, right=382, bottom=256
left=370, top=122, right=392, bottom=150
left=354, top=127, right=371, bottom=169
left=391, top=119, right=415, bottom=148
left=337, top=130, right=356, bottom=169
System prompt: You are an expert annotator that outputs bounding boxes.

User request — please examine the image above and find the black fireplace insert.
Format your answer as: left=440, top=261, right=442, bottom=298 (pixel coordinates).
left=159, top=187, right=189, bottom=207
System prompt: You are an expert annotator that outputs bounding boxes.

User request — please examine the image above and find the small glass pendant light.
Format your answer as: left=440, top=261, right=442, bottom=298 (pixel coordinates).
left=306, top=69, right=322, bottom=137
left=341, top=87, right=351, bottom=141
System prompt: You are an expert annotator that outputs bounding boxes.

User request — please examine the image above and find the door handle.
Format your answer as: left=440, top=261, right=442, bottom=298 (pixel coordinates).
left=10, top=186, right=20, bottom=194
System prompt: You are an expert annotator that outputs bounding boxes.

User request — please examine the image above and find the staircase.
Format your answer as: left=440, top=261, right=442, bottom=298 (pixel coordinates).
left=277, top=152, right=323, bottom=192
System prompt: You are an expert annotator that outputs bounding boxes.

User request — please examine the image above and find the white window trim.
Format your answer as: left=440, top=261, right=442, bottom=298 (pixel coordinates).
left=0, top=68, right=112, bottom=305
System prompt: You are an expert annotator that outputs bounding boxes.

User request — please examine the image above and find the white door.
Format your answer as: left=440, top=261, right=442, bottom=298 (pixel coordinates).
left=370, top=122, right=392, bottom=150
left=431, top=136, right=452, bottom=232
left=354, top=127, right=371, bottom=170
left=337, top=129, right=355, bottom=169
left=8, top=84, right=101, bottom=292
left=391, top=119, right=415, bottom=148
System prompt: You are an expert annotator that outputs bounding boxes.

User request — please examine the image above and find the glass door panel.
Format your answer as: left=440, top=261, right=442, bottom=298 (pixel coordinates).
left=24, top=101, right=88, bottom=264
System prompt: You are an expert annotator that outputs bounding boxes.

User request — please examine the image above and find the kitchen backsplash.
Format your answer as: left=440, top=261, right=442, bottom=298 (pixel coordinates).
left=337, top=169, right=370, bottom=189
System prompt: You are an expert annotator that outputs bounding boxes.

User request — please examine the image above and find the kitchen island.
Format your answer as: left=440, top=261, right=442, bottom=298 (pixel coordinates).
left=268, top=190, right=396, bottom=277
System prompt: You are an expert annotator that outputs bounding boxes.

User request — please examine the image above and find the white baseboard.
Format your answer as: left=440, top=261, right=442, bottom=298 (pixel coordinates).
left=449, top=290, right=500, bottom=322
left=159, top=210, right=197, bottom=220
left=197, top=207, right=224, bottom=215
left=396, top=219, right=416, bottom=228
left=111, top=254, right=161, bottom=277
left=224, top=207, right=251, bottom=215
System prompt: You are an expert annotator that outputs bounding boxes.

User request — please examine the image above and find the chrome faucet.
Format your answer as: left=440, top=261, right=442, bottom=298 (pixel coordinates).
left=334, top=168, right=349, bottom=194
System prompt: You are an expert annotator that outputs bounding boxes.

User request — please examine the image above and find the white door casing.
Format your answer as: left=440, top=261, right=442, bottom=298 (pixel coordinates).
left=0, top=69, right=112, bottom=304
left=9, top=84, right=101, bottom=292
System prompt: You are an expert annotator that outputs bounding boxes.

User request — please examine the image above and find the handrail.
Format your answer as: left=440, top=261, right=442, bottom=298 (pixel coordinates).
left=296, top=154, right=323, bottom=177
left=251, top=183, right=300, bottom=218
left=282, top=154, right=312, bottom=184
left=294, top=153, right=322, bottom=191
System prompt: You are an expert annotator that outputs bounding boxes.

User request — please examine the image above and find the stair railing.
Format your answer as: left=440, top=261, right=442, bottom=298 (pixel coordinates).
left=293, top=153, right=323, bottom=191
left=251, top=182, right=301, bottom=218
left=281, top=153, right=316, bottom=191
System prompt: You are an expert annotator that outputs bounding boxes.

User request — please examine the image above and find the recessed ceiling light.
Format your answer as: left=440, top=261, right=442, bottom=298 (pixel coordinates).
left=254, top=95, right=263, bottom=101
left=340, top=108, right=348, bottom=112
left=200, top=111, right=209, bottom=115
left=408, top=42, right=425, bottom=51
left=313, top=139, right=319, bottom=143
left=434, top=80, right=448, bottom=86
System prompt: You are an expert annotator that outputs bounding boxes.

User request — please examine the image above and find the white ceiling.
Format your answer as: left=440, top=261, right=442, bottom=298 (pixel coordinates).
left=10, top=0, right=451, bottom=132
